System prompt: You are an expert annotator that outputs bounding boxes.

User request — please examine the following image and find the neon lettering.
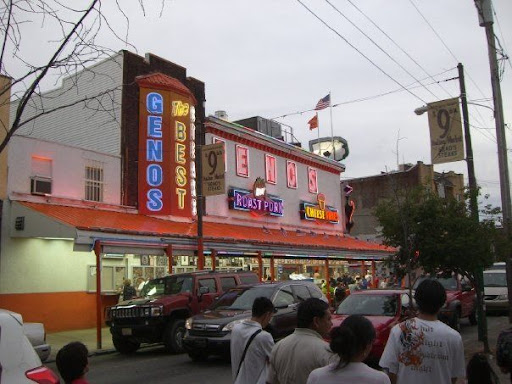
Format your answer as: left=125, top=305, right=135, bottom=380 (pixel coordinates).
left=147, top=116, right=162, bottom=137
left=147, top=164, right=163, bottom=187
left=176, top=166, right=187, bottom=187
left=147, top=140, right=163, bottom=162
left=147, top=189, right=163, bottom=211
left=147, top=93, right=163, bottom=114
left=176, top=143, right=186, bottom=164
left=176, top=188, right=186, bottom=209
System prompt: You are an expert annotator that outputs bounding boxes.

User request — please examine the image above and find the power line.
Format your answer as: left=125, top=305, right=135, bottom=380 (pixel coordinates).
left=492, top=1, right=512, bottom=73
left=295, top=0, right=427, bottom=105
left=343, top=0, right=455, bottom=100
left=323, top=0, right=440, bottom=101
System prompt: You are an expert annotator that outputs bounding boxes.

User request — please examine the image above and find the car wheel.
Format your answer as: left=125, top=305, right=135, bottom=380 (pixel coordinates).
left=450, top=309, right=461, bottom=332
left=469, top=310, right=477, bottom=325
left=164, top=319, right=186, bottom=353
left=113, top=336, right=140, bottom=354
left=188, top=350, right=208, bottom=362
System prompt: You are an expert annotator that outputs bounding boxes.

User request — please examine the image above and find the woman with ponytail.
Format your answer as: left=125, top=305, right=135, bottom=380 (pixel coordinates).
left=307, top=315, right=390, bottom=384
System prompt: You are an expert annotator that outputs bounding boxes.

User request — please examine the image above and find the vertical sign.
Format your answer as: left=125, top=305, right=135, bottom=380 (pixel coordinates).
left=137, top=75, right=196, bottom=217
left=202, top=142, right=226, bottom=196
left=427, top=98, right=464, bottom=164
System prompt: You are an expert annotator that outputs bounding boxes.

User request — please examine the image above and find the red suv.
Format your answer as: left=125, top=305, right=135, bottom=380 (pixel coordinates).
left=105, top=270, right=259, bottom=354
left=413, top=275, right=477, bottom=331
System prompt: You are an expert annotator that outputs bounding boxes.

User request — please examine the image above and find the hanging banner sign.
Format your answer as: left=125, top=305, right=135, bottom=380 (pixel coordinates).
left=427, top=98, right=464, bottom=164
left=300, top=193, right=339, bottom=224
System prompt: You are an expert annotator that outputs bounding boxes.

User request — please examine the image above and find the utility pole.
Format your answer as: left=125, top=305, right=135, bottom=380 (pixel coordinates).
left=474, top=0, right=512, bottom=322
left=458, top=63, right=488, bottom=352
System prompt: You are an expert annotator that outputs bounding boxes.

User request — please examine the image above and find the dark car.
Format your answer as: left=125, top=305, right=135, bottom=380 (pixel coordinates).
left=183, top=280, right=327, bottom=361
left=413, top=274, right=476, bottom=331
left=329, top=290, right=415, bottom=366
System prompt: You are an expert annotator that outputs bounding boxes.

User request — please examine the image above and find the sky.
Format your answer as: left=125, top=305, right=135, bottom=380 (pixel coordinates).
left=8, top=0, right=512, bottom=216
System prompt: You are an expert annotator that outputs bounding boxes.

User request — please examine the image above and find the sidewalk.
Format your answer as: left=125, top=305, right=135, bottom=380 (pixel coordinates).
left=46, top=327, right=115, bottom=362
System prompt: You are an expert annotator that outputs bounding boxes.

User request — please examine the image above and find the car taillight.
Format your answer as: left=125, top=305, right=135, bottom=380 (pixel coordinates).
left=25, top=366, right=60, bottom=384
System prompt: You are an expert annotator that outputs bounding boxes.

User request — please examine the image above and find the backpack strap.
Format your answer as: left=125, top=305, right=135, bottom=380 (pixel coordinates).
left=236, top=329, right=262, bottom=379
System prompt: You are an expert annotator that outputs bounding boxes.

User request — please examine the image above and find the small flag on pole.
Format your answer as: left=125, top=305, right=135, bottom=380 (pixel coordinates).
left=308, top=114, right=318, bottom=130
left=315, top=94, right=331, bottom=110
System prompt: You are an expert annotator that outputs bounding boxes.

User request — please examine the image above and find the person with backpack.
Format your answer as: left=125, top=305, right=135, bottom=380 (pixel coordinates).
left=497, top=327, right=512, bottom=383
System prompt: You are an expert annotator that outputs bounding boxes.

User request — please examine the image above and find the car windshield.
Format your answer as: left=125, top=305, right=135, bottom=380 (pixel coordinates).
left=336, top=294, right=398, bottom=316
left=413, top=276, right=458, bottom=291
left=484, top=272, right=507, bottom=287
left=140, top=276, right=193, bottom=297
left=212, top=286, right=274, bottom=310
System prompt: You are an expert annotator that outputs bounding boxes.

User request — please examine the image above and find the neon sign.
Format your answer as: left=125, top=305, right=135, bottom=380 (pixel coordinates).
left=300, top=193, right=339, bottom=224
left=228, top=178, right=283, bottom=217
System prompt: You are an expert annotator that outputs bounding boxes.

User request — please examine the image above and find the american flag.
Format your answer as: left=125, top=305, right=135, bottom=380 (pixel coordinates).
left=315, top=94, right=330, bottom=110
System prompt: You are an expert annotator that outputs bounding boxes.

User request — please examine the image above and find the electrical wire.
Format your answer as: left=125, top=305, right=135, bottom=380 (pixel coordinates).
left=492, top=1, right=512, bottom=73
left=323, top=0, right=440, bottom=101
left=295, top=0, right=427, bottom=105
left=343, top=0, right=455, bottom=100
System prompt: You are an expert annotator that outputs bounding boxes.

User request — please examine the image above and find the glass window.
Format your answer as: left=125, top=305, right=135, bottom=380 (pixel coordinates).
left=308, top=285, right=323, bottom=299
left=292, top=284, right=311, bottom=302
left=220, top=277, right=237, bottom=291
left=240, top=274, right=259, bottom=285
left=85, top=164, right=104, bottom=202
left=213, top=286, right=274, bottom=310
left=273, top=287, right=294, bottom=307
left=336, top=294, right=398, bottom=316
left=484, top=272, right=507, bottom=287
left=140, top=275, right=193, bottom=297
left=87, top=265, right=125, bottom=293
left=198, top=278, right=217, bottom=294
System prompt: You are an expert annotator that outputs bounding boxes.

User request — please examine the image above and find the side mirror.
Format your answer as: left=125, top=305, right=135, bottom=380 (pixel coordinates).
left=199, top=286, right=209, bottom=295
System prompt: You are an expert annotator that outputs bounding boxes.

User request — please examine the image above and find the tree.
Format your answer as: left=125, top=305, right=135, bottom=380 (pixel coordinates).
left=0, top=0, right=161, bottom=154
left=375, top=187, right=496, bottom=284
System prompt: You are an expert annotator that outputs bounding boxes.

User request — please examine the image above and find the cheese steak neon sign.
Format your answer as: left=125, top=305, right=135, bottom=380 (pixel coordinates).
left=300, top=193, right=339, bottom=224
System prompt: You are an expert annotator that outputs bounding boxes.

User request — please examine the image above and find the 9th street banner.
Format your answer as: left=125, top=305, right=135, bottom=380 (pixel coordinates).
left=427, top=98, right=465, bottom=164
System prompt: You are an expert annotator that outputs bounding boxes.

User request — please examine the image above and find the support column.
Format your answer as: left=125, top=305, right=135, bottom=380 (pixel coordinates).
left=93, top=240, right=102, bottom=350
left=371, top=261, right=376, bottom=288
left=325, top=259, right=331, bottom=304
left=165, top=244, right=173, bottom=275
left=211, top=249, right=217, bottom=271
left=257, top=251, right=263, bottom=282
left=360, top=261, right=366, bottom=278
left=197, top=237, right=204, bottom=270
left=270, top=256, right=275, bottom=281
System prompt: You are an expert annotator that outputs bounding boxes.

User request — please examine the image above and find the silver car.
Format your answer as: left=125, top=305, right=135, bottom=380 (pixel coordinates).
left=0, top=309, right=59, bottom=383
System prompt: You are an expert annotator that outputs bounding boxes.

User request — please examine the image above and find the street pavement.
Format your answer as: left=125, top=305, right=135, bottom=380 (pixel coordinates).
left=46, top=315, right=512, bottom=383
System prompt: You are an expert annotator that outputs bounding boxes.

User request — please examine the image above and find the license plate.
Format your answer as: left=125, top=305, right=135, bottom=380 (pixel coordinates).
left=122, top=328, right=132, bottom=336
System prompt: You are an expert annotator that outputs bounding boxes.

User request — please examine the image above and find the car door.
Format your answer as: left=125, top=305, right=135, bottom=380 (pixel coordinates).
left=270, top=285, right=297, bottom=340
left=196, top=277, right=218, bottom=310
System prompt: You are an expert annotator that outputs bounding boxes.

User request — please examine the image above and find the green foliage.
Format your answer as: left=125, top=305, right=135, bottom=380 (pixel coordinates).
left=375, top=187, right=497, bottom=282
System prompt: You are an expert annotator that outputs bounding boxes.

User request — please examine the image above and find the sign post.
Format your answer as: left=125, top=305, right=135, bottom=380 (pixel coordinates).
left=201, top=142, right=225, bottom=197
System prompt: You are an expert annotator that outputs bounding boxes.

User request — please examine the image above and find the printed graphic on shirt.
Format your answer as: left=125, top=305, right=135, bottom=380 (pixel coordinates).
left=397, top=319, right=450, bottom=374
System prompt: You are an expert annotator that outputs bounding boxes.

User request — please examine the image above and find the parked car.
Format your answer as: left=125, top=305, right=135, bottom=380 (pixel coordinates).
left=329, top=290, right=415, bottom=366
left=484, top=268, right=508, bottom=312
left=183, top=280, right=327, bottom=361
left=413, top=274, right=476, bottom=330
left=0, top=309, right=60, bottom=383
left=105, top=270, right=259, bottom=354
left=24, top=322, right=51, bottom=362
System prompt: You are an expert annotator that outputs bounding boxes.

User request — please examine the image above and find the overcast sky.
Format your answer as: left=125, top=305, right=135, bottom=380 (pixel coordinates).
left=11, top=0, right=512, bottom=216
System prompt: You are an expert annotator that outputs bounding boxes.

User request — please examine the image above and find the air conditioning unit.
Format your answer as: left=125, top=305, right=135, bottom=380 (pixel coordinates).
left=30, top=177, right=52, bottom=195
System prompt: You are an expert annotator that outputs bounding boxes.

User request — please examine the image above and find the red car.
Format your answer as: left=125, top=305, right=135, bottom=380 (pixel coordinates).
left=329, top=290, right=415, bottom=367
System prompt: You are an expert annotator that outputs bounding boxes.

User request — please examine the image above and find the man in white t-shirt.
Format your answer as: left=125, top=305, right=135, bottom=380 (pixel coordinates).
left=231, top=297, right=275, bottom=384
left=379, top=278, right=465, bottom=384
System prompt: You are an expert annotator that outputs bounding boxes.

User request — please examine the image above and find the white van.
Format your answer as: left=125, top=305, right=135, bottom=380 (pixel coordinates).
left=483, top=267, right=508, bottom=312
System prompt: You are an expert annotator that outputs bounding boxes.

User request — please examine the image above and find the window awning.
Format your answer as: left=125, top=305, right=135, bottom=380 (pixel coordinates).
left=12, top=200, right=394, bottom=259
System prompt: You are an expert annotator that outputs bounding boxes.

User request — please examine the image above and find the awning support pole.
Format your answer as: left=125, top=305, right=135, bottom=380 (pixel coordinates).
left=93, top=240, right=102, bottom=350
left=211, top=249, right=217, bottom=271
left=270, top=256, right=275, bottom=282
left=325, top=259, right=331, bottom=304
left=371, top=261, right=376, bottom=288
left=361, top=261, right=365, bottom=279
left=166, top=244, right=173, bottom=275
left=257, top=251, right=263, bottom=282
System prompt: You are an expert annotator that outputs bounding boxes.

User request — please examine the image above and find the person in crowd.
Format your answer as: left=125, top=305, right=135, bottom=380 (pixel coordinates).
left=307, top=315, right=390, bottom=384
left=348, top=277, right=360, bottom=292
left=360, top=276, right=368, bottom=290
left=267, top=298, right=336, bottom=384
left=379, top=278, right=465, bottom=384
left=122, top=278, right=137, bottom=301
left=333, top=280, right=346, bottom=309
left=56, top=341, right=90, bottom=384
left=466, top=352, right=499, bottom=384
left=496, top=326, right=512, bottom=383
left=135, top=276, right=147, bottom=295
left=231, top=297, right=275, bottom=384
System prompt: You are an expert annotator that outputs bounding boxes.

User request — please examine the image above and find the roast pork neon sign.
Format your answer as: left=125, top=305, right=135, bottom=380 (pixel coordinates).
left=300, top=193, right=339, bottom=224
left=228, top=179, right=283, bottom=217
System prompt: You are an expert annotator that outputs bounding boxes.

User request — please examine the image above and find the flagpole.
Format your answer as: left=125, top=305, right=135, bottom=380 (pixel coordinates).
left=329, top=91, right=334, bottom=160
left=317, top=113, right=320, bottom=149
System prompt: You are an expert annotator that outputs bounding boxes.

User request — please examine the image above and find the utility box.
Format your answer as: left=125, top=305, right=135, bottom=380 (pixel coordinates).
left=234, top=116, right=283, bottom=140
